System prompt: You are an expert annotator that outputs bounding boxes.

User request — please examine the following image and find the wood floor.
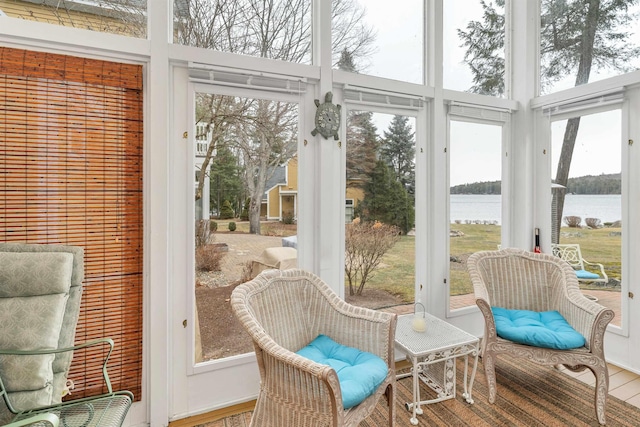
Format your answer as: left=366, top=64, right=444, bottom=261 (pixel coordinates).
left=179, top=296, right=639, bottom=426
left=561, top=363, right=640, bottom=408
left=168, top=361, right=640, bottom=427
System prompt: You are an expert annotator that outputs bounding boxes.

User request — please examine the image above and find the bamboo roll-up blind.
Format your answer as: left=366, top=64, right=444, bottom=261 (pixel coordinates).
left=0, top=47, right=143, bottom=401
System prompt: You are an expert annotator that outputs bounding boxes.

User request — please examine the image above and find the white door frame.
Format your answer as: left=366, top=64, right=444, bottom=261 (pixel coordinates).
left=168, top=68, right=310, bottom=419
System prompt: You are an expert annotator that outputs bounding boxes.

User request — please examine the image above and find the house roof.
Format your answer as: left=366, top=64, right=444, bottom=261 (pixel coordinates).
left=262, top=165, right=287, bottom=201
left=262, top=154, right=298, bottom=201
left=18, top=0, right=147, bottom=18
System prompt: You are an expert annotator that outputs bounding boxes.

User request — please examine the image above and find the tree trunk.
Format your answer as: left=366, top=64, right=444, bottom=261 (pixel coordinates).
left=249, top=194, right=261, bottom=235
left=554, top=117, right=581, bottom=238
left=553, top=0, right=599, bottom=239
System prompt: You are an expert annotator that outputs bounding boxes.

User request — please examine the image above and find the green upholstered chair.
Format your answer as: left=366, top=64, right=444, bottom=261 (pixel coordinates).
left=6, top=413, right=60, bottom=427
left=0, top=243, right=132, bottom=427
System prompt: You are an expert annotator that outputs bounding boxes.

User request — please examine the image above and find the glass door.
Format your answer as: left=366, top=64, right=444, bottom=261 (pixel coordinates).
left=170, top=73, right=305, bottom=415
left=550, top=109, right=623, bottom=327
left=448, top=112, right=507, bottom=312
left=192, top=89, right=300, bottom=363
left=344, top=110, right=417, bottom=311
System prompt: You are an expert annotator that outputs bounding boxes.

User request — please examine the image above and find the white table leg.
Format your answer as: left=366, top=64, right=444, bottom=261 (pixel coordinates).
left=462, top=348, right=479, bottom=404
left=409, top=355, right=422, bottom=425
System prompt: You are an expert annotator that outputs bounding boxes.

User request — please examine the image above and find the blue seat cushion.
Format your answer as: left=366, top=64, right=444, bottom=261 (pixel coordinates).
left=296, top=334, right=388, bottom=409
left=491, top=307, right=585, bottom=350
left=575, top=269, right=600, bottom=280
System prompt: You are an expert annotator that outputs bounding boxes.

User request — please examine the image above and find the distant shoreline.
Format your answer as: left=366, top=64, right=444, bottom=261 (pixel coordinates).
left=451, top=173, right=621, bottom=195
left=450, top=194, right=621, bottom=225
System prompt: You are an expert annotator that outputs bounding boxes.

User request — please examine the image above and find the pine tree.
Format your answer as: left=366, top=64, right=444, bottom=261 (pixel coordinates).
left=459, top=0, right=639, bottom=238
left=240, top=198, right=250, bottom=221
left=209, top=145, right=243, bottom=218
left=457, top=0, right=505, bottom=96
left=346, top=111, right=379, bottom=184
left=219, top=200, right=235, bottom=220
left=360, top=160, right=415, bottom=234
left=337, top=48, right=357, bottom=72
left=380, top=115, right=416, bottom=196
left=340, top=47, right=379, bottom=188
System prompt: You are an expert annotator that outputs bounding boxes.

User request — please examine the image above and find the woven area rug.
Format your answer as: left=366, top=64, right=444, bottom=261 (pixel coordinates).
left=199, top=357, right=640, bottom=426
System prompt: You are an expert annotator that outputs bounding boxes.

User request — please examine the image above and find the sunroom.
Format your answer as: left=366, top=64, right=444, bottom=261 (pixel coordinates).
left=0, top=1, right=639, bottom=426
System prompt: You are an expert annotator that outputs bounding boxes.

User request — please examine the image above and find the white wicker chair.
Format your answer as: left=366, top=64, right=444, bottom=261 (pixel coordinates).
left=231, top=269, right=396, bottom=427
left=467, top=248, right=614, bottom=425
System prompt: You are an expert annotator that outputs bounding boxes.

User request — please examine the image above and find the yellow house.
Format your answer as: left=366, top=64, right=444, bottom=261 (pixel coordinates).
left=261, top=155, right=365, bottom=223
left=0, top=0, right=145, bottom=37
left=345, top=183, right=365, bottom=223
left=261, top=155, right=298, bottom=221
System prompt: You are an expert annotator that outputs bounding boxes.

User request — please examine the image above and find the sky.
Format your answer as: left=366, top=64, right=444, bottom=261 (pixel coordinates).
left=551, top=110, right=622, bottom=178
left=351, top=0, right=636, bottom=184
left=356, top=0, right=424, bottom=85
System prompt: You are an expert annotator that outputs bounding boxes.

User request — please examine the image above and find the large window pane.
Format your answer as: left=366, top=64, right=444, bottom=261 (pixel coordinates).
left=0, top=0, right=146, bottom=37
left=449, top=120, right=502, bottom=310
left=345, top=111, right=416, bottom=310
left=540, top=1, right=640, bottom=95
left=333, top=1, right=423, bottom=84
left=444, top=0, right=505, bottom=96
left=551, top=110, right=622, bottom=327
left=194, top=92, right=299, bottom=361
left=174, top=0, right=312, bottom=64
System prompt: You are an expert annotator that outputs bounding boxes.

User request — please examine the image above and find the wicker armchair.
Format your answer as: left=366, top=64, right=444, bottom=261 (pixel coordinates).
left=467, top=248, right=614, bottom=425
left=231, top=269, right=396, bottom=427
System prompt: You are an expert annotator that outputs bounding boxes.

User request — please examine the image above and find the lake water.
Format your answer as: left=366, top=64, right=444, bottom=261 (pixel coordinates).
left=450, top=194, right=622, bottom=225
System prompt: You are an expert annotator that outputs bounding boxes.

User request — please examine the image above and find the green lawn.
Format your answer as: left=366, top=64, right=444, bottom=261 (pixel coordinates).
left=346, top=224, right=622, bottom=302
left=217, top=219, right=621, bottom=302
left=353, top=235, right=416, bottom=302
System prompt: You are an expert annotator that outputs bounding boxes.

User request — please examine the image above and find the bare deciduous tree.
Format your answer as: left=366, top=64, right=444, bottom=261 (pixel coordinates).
left=232, top=99, right=299, bottom=233
left=345, top=219, right=400, bottom=296
left=180, top=0, right=375, bottom=234
left=46, top=0, right=376, bottom=235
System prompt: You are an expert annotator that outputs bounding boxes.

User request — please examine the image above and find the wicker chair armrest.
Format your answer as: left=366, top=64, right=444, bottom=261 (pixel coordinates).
left=587, top=307, right=615, bottom=353
left=467, top=253, right=497, bottom=340
left=471, top=278, right=491, bottom=305
left=330, top=300, right=391, bottom=321
left=474, top=296, right=497, bottom=339
left=260, top=340, right=345, bottom=412
left=560, top=291, right=614, bottom=350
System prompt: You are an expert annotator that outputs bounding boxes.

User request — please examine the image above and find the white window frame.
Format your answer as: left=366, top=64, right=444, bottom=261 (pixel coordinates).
left=446, top=102, right=512, bottom=317
left=340, top=85, right=427, bottom=303
left=533, top=94, right=628, bottom=337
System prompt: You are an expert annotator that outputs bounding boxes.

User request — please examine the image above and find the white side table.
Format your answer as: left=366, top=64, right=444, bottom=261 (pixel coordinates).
left=395, top=314, right=479, bottom=425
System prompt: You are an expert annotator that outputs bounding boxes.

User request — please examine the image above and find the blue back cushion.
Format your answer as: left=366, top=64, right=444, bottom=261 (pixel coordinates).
left=296, top=334, right=388, bottom=409
left=492, top=307, right=585, bottom=350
